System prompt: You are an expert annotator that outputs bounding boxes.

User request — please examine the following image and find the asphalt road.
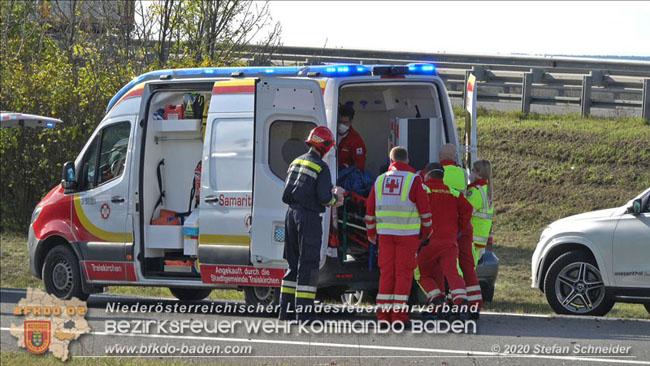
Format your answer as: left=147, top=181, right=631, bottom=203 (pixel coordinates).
left=2, top=288, right=649, bottom=365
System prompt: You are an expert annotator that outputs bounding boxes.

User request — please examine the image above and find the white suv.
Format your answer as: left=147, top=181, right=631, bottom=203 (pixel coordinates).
left=531, top=188, right=650, bottom=316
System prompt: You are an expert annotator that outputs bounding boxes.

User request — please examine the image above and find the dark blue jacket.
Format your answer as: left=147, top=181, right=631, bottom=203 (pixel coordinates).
left=282, top=151, right=335, bottom=213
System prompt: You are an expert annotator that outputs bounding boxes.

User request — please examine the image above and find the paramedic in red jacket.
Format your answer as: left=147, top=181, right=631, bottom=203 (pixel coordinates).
left=365, top=146, right=432, bottom=325
left=337, top=104, right=367, bottom=171
left=439, top=144, right=483, bottom=314
left=417, top=163, right=473, bottom=315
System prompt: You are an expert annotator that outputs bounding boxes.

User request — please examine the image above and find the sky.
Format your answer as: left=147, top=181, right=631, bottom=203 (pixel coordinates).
left=266, top=1, right=650, bottom=57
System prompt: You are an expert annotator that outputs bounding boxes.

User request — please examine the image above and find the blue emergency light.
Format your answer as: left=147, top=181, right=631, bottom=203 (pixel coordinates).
left=46, top=122, right=55, bottom=128
left=303, top=65, right=371, bottom=77
left=406, top=63, right=437, bottom=74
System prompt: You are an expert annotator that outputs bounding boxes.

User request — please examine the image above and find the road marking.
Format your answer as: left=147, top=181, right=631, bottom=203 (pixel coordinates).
left=75, top=355, right=643, bottom=360
left=1, top=327, right=648, bottom=364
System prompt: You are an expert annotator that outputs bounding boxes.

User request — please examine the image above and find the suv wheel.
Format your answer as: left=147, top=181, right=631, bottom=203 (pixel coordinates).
left=544, top=251, right=613, bottom=316
left=42, top=245, right=89, bottom=301
left=169, top=287, right=212, bottom=301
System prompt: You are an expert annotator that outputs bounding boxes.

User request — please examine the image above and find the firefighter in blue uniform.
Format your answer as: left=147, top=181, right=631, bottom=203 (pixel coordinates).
left=279, top=126, right=345, bottom=322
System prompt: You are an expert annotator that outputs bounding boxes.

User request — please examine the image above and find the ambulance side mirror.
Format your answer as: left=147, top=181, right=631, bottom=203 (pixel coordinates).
left=62, top=161, right=77, bottom=191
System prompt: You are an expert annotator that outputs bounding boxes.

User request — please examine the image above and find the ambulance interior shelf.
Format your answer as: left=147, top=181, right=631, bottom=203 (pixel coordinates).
left=152, top=91, right=209, bottom=140
left=143, top=90, right=208, bottom=268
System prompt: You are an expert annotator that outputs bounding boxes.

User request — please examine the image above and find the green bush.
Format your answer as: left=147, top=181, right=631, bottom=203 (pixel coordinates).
left=0, top=0, right=280, bottom=232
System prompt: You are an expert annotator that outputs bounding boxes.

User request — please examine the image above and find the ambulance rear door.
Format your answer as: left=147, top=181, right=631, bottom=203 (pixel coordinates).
left=250, top=78, right=330, bottom=267
left=393, top=117, right=445, bottom=172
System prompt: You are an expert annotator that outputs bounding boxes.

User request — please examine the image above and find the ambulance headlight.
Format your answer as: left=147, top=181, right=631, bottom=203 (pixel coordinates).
left=31, top=206, right=42, bottom=224
left=273, top=225, right=285, bottom=243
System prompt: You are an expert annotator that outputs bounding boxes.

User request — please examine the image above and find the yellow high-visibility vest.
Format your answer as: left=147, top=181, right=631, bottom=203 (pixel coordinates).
left=466, top=184, right=493, bottom=246
left=373, top=170, right=423, bottom=236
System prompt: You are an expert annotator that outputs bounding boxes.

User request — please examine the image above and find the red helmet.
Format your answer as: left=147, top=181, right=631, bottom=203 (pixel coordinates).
left=305, top=126, right=335, bottom=155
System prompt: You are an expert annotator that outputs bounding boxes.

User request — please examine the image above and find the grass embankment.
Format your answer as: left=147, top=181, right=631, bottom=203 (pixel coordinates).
left=458, top=109, right=650, bottom=319
left=1, top=110, right=649, bottom=318
left=0, top=351, right=198, bottom=366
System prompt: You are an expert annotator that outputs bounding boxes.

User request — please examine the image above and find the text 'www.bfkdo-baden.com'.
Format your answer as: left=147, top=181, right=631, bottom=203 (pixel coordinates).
left=105, top=342, right=253, bottom=356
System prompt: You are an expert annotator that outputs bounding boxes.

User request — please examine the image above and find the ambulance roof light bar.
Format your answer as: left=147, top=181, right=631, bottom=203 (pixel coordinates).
left=0, top=112, right=63, bottom=128
left=405, top=63, right=437, bottom=75
left=299, top=64, right=371, bottom=77
left=107, top=63, right=437, bottom=112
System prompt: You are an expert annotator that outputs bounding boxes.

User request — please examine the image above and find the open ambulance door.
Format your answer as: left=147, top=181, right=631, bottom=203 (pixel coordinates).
left=464, top=74, right=479, bottom=171
left=250, top=78, right=329, bottom=267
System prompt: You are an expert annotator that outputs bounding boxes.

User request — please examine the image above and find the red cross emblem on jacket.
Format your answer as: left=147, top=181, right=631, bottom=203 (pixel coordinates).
left=383, top=176, right=403, bottom=195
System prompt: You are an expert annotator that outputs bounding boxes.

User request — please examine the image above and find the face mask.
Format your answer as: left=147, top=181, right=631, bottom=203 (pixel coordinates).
left=469, top=172, right=477, bottom=183
left=338, top=124, right=350, bottom=135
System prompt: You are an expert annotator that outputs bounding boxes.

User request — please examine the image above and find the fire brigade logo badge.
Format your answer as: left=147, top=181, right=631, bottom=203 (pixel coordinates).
left=24, top=321, right=51, bottom=354
left=11, top=289, right=91, bottom=361
left=383, top=176, right=403, bottom=196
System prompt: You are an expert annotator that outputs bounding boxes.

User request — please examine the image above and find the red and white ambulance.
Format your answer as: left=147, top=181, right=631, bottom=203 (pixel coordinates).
left=27, top=64, right=498, bottom=305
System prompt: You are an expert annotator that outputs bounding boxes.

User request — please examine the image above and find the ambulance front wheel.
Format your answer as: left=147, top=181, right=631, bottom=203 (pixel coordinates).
left=42, top=245, right=89, bottom=301
left=244, top=286, right=280, bottom=307
left=169, top=287, right=212, bottom=301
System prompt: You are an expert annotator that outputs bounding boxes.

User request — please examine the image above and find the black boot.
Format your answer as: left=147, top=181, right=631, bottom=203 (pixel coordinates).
left=451, top=300, right=470, bottom=321
left=423, top=295, right=447, bottom=321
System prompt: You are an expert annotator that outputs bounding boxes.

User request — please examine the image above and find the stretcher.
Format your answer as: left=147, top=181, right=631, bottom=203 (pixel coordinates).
left=329, top=191, right=378, bottom=270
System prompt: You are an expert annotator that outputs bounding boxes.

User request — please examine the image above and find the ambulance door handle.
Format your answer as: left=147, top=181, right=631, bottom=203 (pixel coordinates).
left=205, top=195, right=218, bottom=204
left=111, top=196, right=125, bottom=203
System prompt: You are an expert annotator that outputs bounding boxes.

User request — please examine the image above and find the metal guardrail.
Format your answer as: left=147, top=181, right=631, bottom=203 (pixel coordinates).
left=251, top=46, right=650, bottom=121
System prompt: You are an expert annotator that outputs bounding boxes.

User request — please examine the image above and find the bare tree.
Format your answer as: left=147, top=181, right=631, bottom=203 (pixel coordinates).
left=135, top=0, right=282, bottom=67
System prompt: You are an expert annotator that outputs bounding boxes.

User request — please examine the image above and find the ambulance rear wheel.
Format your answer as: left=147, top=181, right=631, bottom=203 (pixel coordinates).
left=244, top=286, right=280, bottom=307
left=169, top=287, right=212, bottom=301
left=42, top=245, right=89, bottom=301
left=341, top=290, right=375, bottom=306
